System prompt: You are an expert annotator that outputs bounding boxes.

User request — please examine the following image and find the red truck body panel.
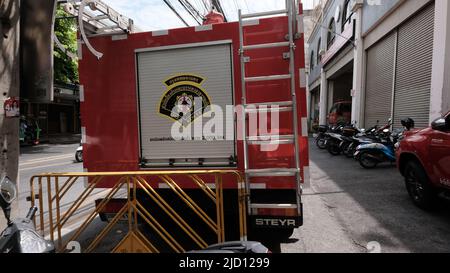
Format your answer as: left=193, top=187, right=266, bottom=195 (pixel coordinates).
left=79, top=11, right=309, bottom=190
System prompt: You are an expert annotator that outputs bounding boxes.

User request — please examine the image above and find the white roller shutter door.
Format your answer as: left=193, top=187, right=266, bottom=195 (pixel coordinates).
left=136, top=42, right=236, bottom=167
left=393, top=3, right=435, bottom=129
left=364, top=32, right=396, bottom=128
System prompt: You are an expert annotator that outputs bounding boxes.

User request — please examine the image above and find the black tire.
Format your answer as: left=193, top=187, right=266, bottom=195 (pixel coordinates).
left=75, top=151, right=83, bottom=163
left=315, top=137, right=327, bottom=149
left=404, top=161, right=437, bottom=210
left=358, top=152, right=378, bottom=169
left=345, top=147, right=355, bottom=158
left=327, top=141, right=341, bottom=156
left=342, top=143, right=354, bottom=158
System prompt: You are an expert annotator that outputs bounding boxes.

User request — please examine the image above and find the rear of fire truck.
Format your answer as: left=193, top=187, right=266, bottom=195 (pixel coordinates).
left=79, top=0, right=310, bottom=243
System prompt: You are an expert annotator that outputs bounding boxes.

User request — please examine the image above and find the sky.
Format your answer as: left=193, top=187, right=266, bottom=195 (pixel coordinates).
left=102, top=0, right=315, bottom=32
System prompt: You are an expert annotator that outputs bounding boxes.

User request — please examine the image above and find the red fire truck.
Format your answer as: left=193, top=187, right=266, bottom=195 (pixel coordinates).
left=78, top=2, right=309, bottom=241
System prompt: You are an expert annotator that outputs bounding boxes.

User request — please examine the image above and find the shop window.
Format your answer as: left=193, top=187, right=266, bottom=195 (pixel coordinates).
left=327, top=18, right=336, bottom=49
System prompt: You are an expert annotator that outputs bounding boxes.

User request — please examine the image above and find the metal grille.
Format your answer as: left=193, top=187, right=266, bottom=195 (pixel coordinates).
left=394, top=3, right=435, bottom=129
left=364, top=32, right=396, bottom=128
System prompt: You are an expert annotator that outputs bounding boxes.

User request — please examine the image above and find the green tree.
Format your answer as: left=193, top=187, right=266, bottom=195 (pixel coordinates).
left=54, top=7, right=79, bottom=84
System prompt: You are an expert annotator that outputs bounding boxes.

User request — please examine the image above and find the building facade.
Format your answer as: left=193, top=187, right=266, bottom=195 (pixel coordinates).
left=21, top=83, right=81, bottom=138
left=307, top=0, right=450, bottom=130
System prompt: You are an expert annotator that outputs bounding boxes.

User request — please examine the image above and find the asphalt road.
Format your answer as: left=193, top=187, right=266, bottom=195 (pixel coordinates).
left=15, top=142, right=450, bottom=253
left=18, top=143, right=83, bottom=215
left=280, top=139, right=450, bottom=253
left=18, top=144, right=126, bottom=253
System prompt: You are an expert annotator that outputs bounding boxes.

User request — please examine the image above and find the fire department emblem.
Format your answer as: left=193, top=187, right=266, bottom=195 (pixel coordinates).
left=158, top=74, right=211, bottom=126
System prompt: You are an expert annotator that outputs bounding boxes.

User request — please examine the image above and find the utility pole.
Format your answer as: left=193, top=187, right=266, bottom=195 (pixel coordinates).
left=0, top=0, right=20, bottom=224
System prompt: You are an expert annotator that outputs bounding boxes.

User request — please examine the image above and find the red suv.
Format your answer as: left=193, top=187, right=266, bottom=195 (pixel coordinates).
left=396, top=111, right=450, bottom=209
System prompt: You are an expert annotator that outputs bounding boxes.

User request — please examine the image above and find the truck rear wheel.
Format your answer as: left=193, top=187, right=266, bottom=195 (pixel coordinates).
left=404, top=160, right=437, bottom=210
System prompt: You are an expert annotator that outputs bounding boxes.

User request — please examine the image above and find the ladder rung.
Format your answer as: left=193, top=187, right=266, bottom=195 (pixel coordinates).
left=241, top=9, right=288, bottom=19
left=248, top=101, right=293, bottom=107
left=243, top=42, right=290, bottom=51
left=245, top=74, right=291, bottom=82
left=246, top=168, right=298, bottom=177
left=245, top=101, right=293, bottom=114
left=247, top=135, right=294, bottom=145
left=245, top=106, right=292, bottom=114
left=88, top=15, right=109, bottom=22
left=250, top=203, right=298, bottom=209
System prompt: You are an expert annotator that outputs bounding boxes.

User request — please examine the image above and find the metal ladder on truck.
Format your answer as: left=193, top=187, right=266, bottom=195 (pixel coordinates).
left=238, top=0, right=302, bottom=219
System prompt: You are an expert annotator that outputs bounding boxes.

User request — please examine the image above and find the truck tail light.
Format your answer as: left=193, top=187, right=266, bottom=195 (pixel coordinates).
left=254, top=208, right=299, bottom=217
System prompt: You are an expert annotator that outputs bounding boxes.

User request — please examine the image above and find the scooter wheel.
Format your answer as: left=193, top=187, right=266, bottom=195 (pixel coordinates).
left=359, top=152, right=378, bottom=169
left=316, top=138, right=327, bottom=149
left=75, top=151, right=83, bottom=163
left=327, top=143, right=341, bottom=156
left=344, top=147, right=355, bottom=158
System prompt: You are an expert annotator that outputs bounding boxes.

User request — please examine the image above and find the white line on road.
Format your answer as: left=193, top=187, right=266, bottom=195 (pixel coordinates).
left=20, top=154, right=74, bottom=166
left=19, top=161, right=75, bottom=172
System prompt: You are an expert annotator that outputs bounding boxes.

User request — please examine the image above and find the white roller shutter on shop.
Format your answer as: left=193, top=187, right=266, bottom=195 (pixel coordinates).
left=364, top=32, right=396, bottom=128
left=393, top=3, right=435, bottom=129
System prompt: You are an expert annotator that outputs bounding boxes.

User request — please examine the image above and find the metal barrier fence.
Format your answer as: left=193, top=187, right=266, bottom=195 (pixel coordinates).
left=29, top=170, right=247, bottom=253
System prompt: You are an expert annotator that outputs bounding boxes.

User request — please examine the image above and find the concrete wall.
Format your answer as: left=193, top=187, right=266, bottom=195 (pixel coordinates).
left=362, top=0, right=401, bottom=34
left=307, top=14, right=323, bottom=84
left=308, top=0, right=355, bottom=89
left=308, top=0, right=402, bottom=84
left=430, top=0, right=450, bottom=119
left=0, top=0, right=20, bottom=223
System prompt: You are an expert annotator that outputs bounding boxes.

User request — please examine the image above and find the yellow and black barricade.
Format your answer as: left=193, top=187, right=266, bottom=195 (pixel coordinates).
left=29, top=170, right=247, bottom=253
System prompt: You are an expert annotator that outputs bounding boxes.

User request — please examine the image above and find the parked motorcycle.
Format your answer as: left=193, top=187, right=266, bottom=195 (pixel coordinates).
left=354, top=128, right=404, bottom=169
left=337, top=125, right=366, bottom=158
left=314, top=125, right=329, bottom=149
left=0, top=176, right=55, bottom=253
left=324, top=124, right=348, bottom=156
left=19, top=116, right=41, bottom=146
left=342, top=124, right=386, bottom=158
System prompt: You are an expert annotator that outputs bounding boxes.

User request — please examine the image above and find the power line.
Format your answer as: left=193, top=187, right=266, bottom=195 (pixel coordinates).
left=232, top=0, right=240, bottom=12
left=193, top=0, right=207, bottom=14
left=211, top=0, right=227, bottom=22
left=163, top=0, right=190, bottom=27
left=201, top=0, right=210, bottom=11
left=243, top=0, right=250, bottom=13
left=178, top=0, right=204, bottom=25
